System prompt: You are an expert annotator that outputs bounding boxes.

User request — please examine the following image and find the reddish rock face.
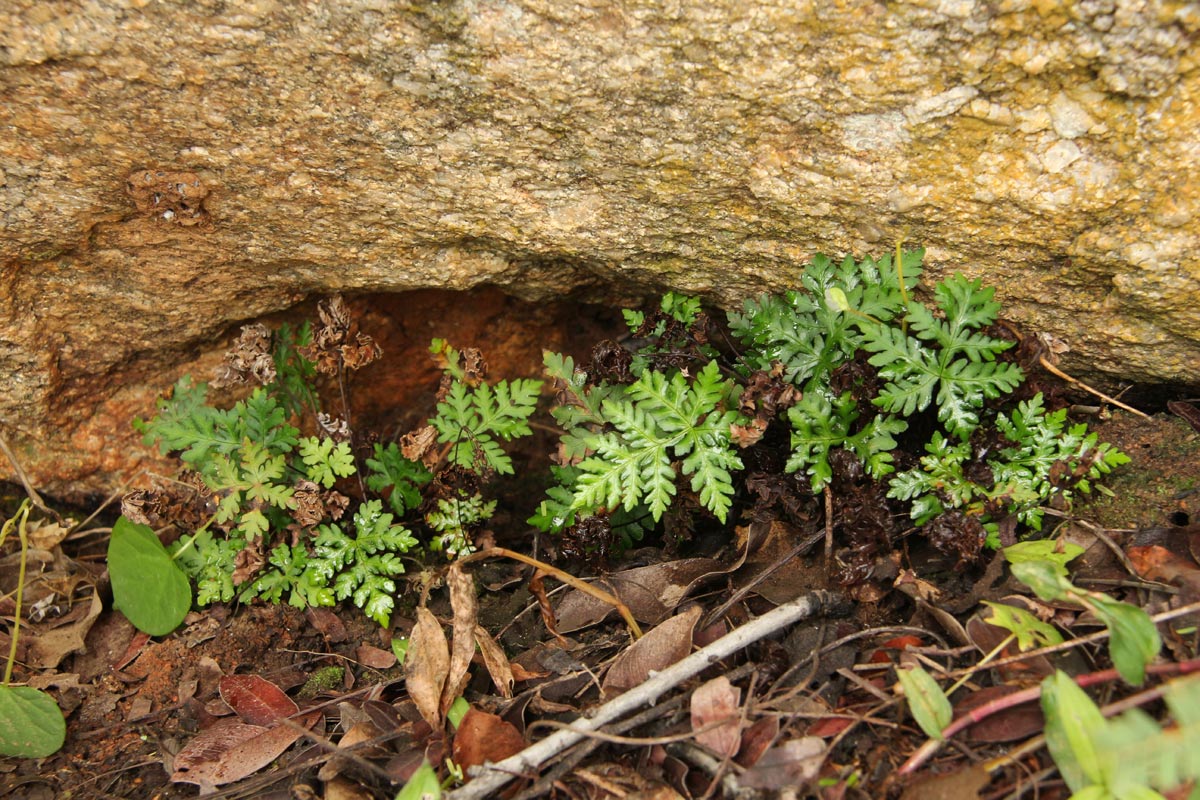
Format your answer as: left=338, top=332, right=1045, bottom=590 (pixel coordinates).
left=7, top=287, right=629, bottom=501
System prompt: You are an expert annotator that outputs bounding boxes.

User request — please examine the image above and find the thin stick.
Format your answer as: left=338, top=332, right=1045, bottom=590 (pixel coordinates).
left=0, top=434, right=58, bottom=521
left=445, top=590, right=844, bottom=800
left=1038, top=356, right=1149, bottom=419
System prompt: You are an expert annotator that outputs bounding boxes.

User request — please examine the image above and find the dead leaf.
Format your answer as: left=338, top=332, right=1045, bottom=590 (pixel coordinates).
left=474, top=624, right=514, bottom=698
left=736, top=716, right=779, bottom=768
left=27, top=589, right=103, bottom=668
left=899, top=762, right=990, bottom=800
left=27, top=518, right=71, bottom=550
left=307, top=607, right=349, bottom=643
left=441, top=561, right=478, bottom=715
left=555, top=558, right=724, bottom=632
left=170, top=710, right=320, bottom=790
left=356, top=644, right=397, bottom=669
left=219, top=674, right=300, bottom=726
left=602, top=606, right=702, bottom=698
left=738, top=736, right=825, bottom=790
left=955, top=685, right=1044, bottom=743
left=406, top=607, right=449, bottom=729
left=451, top=707, right=526, bottom=771
left=690, top=676, right=742, bottom=758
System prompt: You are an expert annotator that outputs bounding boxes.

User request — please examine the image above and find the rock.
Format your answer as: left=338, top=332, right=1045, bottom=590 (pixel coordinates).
left=1, top=0, right=1197, bottom=497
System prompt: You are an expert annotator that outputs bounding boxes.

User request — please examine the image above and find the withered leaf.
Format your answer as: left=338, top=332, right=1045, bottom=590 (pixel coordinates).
left=441, top=562, right=479, bottom=716
left=218, top=674, right=299, bottom=726
left=451, top=707, right=526, bottom=772
left=474, top=624, right=514, bottom=699
left=602, top=605, right=701, bottom=699
left=405, top=607, right=449, bottom=730
left=690, top=676, right=742, bottom=759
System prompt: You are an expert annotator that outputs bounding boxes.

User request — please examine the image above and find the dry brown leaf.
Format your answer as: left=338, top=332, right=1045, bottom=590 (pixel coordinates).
left=474, top=624, right=514, bottom=698
left=441, top=562, right=479, bottom=715
left=306, top=607, right=349, bottom=643
left=27, top=589, right=103, bottom=669
left=602, top=606, right=701, bottom=698
left=451, top=707, right=526, bottom=771
left=690, top=676, right=742, bottom=759
left=406, top=607, right=449, bottom=729
left=738, top=736, right=825, bottom=790
left=736, top=716, right=779, bottom=767
left=170, top=710, right=320, bottom=791
left=219, top=674, right=299, bottom=726
left=356, top=644, right=397, bottom=669
left=555, top=558, right=724, bottom=632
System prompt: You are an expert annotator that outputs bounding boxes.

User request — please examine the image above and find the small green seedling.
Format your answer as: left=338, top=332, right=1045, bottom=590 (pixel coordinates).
left=0, top=501, right=67, bottom=758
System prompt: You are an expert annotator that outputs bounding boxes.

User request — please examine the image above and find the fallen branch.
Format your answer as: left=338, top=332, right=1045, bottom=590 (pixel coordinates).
left=445, top=589, right=846, bottom=800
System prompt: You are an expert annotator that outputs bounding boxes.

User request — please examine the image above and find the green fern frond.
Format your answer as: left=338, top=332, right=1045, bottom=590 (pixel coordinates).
left=785, top=392, right=907, bottom=493
left=171, top=529, right=242, bottom=606
left=364, top=442, right=432, bottom=516
left=431, top=377, right=542, bottom=475
left=307, top=500, right=417, bottom=627
left=299, top=436, right=356, bottom=488
left=427, top=493, right=497, bottom=556
left=239, top=543, right=335, bottom=609
left=862, top=275, right=1024, bottom=439
left=571, top=360, right=744, bottom=523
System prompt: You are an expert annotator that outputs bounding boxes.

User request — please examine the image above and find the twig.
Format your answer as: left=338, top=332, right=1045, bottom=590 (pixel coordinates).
left=1037, top=356, right=1149, bottom=419
left=445, top=590, right=845, bottom=800
left=0, top=433, right=59, bottom=522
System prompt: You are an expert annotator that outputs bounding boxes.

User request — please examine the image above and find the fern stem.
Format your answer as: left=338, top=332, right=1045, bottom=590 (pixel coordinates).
left=459, top=547, right=643, bottom=639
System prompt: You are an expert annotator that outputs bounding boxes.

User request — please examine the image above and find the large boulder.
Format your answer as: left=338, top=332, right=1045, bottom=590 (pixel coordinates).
left=1, top=0, right=1197, bottom=497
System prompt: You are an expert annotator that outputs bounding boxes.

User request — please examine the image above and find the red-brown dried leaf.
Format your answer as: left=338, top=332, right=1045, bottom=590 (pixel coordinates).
left=170, top=710, right=320, bottom=791
left=736, top=716, right=779, bottom=768
left=955, top=685, right=1045, bottom=743
left=451, top=707, right=526, bottom=772
left=690, top=676, right=742, bottom=758
left=218, top=674, right=299, bottom=726
left=356, top=644, right=397, bottom=670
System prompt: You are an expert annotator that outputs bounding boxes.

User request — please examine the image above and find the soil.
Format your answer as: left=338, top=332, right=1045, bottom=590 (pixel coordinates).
left=2, top=291, right=1199, bottom=800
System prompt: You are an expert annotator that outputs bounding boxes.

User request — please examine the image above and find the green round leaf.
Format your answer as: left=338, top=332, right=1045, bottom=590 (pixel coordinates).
left=0, top=686, right=66, bottom=758
left=108, top=516, right=192, bottom=636
left=395, top=759, right=441, bottom=800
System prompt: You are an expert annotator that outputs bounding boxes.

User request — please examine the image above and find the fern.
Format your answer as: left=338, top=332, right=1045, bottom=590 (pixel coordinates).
left=298, top=436, right=356, bottom=488
left=427, top=492, right=497, bottom=556
left=431, top=377, right=542, bottom=475
left=269, top=321, right=319, bottom=418
left=571, top=360, right=746, bottom=523
left=135, top=381, right=299, bottom=474
left=888, top=394, right=1130, bottom=530
left=364, top=442, right=432, bottom=516
left=171, top=529, right=242, bottom=606
left=239, top=543, right=336, bottom=609
left=306, top=500, right=417, bottom=627
left=785, top=392, right=908, bottom=493
left=730, top=250, right=923, bottom=393
left=206, top=440, right=296, bottom=539
left=860, top=274, right=1024, bottom=438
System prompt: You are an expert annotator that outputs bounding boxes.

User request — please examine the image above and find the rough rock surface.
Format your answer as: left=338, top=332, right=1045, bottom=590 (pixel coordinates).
left=1, top=0, right=1197, bottom=496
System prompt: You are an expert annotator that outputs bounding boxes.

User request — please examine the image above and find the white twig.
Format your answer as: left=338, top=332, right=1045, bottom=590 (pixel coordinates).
left=446, top=590, right=844, bottom=800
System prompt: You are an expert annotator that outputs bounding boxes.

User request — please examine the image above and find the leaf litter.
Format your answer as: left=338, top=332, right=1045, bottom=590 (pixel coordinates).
left=1, top=291, right=1200, bottom=800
